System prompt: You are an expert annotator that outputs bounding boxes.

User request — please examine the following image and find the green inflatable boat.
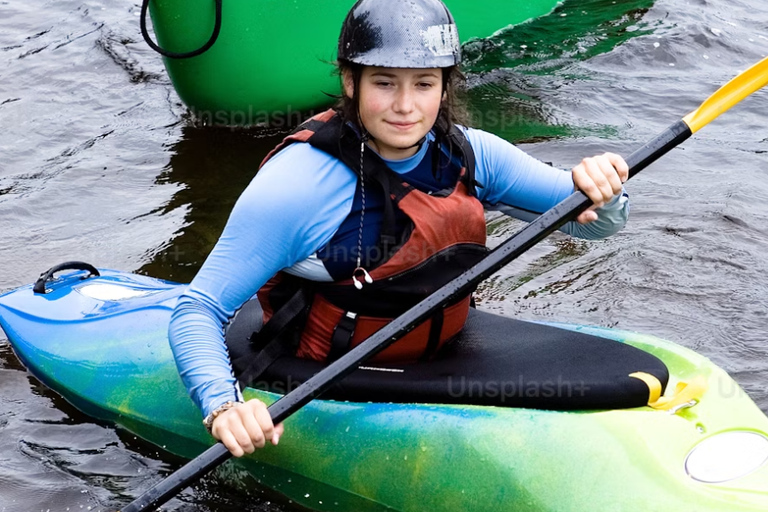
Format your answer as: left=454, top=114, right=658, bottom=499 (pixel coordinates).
left=1, top=263, right=767, bottom=511
left=140, top=0, right=563, bottom=124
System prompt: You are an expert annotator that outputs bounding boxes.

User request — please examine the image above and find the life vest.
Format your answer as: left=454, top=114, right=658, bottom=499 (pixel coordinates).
left=255, top=109, right=488, bottom=364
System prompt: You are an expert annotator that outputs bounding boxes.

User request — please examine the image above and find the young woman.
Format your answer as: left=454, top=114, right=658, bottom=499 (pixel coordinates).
left=169, top=0, right=629, bottom=457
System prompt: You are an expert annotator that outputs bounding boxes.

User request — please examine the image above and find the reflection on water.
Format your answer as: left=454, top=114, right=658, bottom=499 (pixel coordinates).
left=463, top=0, right=656, bottom=74
left=138, top=126, right=286, bottom=283
left=462, top=0, right=655, bottom=141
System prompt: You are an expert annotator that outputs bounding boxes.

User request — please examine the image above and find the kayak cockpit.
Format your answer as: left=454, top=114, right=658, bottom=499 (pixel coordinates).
left=227, top=300, right=669, bottom=410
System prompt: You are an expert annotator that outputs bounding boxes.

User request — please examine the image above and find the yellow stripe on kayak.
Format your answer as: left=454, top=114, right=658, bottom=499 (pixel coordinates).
left=630, top=372, right=709, bottom=412
left=630, top=371, right=663, bottom=404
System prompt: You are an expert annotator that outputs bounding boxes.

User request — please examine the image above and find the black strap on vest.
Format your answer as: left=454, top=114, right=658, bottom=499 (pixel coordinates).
left=301, top=118, right=327, bottom=135
left=371, top=168, right=399, bottom=257
left=249, top=288, right=311, bottom=350
left=235, top=288, right=312, bottom=387
left=436, top=116, right=477, bottom=192
left=419, top=309, right=445, bottom=362
left=236, top=335, right=292, bottom=389
left=308, top=116, right=403, bottom=265
left=327, top=311, right=358, bottom=362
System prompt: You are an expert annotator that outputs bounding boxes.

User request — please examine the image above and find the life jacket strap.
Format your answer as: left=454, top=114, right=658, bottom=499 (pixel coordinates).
left=419, top=309, right=445, bottom=362
left=236, top=287, right=312, bottom=387
left=328, top=311, right=358, bottom=362
left=250, top=287, right=312, bottom=349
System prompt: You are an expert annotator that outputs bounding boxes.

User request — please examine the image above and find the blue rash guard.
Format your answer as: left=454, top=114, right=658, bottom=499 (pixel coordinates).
left=169, top=126, right=630, bottom=417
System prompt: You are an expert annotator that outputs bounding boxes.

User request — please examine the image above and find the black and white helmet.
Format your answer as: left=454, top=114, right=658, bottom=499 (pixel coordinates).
left=338, top=0, right=461, bottom=68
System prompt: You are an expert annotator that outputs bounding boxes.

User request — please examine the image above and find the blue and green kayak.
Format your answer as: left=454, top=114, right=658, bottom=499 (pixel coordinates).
left=1, top=264, right=767, bottom=511
left=142, top=0, right=563, bottom=124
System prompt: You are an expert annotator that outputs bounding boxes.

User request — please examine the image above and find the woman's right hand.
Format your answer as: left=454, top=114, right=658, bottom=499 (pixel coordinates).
left=210, top=399, right=284, bottom=457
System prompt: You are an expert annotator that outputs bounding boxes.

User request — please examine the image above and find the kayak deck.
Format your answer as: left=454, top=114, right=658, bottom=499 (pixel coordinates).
left=228, top=299, right=670, bottom=409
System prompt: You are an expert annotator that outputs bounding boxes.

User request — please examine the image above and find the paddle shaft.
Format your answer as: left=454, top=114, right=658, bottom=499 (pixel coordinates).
left=118, top=115, right=694, bottom=511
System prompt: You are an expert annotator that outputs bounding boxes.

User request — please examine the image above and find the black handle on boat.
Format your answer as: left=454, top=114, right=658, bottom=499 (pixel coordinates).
left=118, top=55, right=768, bottom=512
left=33, top=261, right=100, bottom=295
left=140, top=0, right=222, bottom=59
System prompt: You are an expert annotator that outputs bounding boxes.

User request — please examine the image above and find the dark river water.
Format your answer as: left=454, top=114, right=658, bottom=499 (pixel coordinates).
left=1, top=0, right=767, bottom=510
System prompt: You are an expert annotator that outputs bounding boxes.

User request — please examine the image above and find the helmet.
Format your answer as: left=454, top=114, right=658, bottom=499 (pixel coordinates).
left=338, top=0, right=461, bottom=68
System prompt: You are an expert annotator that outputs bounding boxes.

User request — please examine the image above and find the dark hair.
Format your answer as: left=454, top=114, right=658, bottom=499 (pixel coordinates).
left=334, top=60, right=471, bottom=132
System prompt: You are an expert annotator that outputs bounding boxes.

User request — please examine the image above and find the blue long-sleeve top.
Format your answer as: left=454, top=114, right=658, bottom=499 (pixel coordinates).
left=169, top=126, right=629, bottom=417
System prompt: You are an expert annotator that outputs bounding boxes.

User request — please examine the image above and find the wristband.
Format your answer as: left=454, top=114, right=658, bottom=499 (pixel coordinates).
left=202, top=401, right=240, bottom=434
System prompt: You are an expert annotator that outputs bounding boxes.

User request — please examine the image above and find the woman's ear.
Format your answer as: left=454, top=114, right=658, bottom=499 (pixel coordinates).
left=343, top=69, right=355, bottom=99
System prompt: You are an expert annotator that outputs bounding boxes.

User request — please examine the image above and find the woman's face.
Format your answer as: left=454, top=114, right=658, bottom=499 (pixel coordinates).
left=345, top=66, right=444, bottom=160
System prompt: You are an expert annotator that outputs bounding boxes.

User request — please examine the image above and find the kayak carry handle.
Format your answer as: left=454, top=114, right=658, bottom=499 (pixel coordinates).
left=140, top=0, right=223, bottom=59
left=33, top=261, right=100, bottom=294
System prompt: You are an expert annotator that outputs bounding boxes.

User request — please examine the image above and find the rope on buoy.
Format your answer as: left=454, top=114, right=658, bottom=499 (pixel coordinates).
left=140, top=0, right=223, bottom=59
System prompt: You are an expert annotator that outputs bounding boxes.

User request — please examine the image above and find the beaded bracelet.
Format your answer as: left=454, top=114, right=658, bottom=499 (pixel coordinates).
left=202, top=401, right=240, bottom=434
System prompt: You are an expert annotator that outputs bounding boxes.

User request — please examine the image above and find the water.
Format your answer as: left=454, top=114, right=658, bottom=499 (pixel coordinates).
left=1, top=0, right=767, bottom=510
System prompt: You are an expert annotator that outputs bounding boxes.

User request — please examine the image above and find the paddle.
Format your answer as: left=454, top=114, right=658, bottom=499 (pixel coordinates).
left=119, top=55, right=768, bottom=512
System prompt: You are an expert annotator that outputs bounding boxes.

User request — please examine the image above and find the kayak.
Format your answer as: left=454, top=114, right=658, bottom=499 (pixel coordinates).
left=1, top=263, right=768, bottom=511
left=142, top=0, right=562, bottom=124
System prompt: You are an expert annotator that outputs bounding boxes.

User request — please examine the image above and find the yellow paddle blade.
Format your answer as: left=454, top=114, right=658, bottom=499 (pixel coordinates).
left=683, top=55, right=768, bottom=133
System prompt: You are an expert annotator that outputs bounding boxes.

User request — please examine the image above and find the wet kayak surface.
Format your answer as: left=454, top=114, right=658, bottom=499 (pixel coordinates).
left=0, top=0, right=767, bottom=510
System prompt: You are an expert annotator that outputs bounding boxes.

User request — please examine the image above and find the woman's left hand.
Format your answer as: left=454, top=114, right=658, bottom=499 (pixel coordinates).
left=571, top=152, right=629, bottom=224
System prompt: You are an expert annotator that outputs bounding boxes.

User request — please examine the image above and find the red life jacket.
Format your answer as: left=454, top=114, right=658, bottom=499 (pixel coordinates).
left=256, top=110, right=488, bottom=363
